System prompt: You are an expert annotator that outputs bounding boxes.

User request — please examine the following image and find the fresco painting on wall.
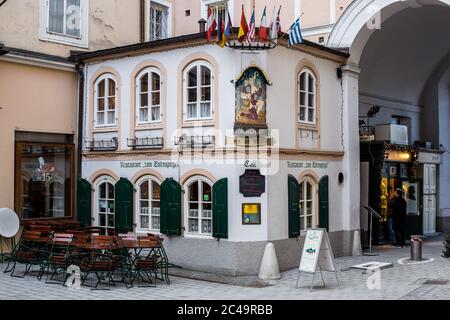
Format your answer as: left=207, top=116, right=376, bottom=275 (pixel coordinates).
left=235, top=67, right=269, bottom=126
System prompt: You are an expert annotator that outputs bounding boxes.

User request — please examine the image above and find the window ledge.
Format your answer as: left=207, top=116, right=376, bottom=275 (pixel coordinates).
left=39, top=34, right=88, bottom=49
left=135, top=123, right=163, bottom=131
left=297, top=123, right=318, bottom=130
left=92, top=126, right=119, bottom=133
left=183, top=234, right=214, bottom=240
left=135, top=229, right=161, bottom=235
left=182, top=121, right=215, bottom=128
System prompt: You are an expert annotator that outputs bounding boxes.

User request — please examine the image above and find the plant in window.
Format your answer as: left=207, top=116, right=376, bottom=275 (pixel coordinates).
left=187, top=179, right=212, bottom=235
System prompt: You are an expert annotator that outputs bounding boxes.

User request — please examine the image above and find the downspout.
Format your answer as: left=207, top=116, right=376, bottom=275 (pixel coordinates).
left=75, top=62, right=85, bottom=179
left=140, top=0, right=146, bottom=42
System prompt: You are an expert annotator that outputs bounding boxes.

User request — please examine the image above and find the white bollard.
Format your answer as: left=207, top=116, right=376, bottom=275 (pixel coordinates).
left=258, top=242, right=281, bottom=281
left=352, top=230, right=363, bottom=256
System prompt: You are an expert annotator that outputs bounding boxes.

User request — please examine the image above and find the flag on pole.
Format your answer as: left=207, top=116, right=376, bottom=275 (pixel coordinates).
left=246, top=6, right=256, bottom=43
left=237, top=4, right=248, bottom=43
left=218, top=9, right=231, bottom=48
left=276, top=6, right=282, bottom=37
left=206, top=7, right=216, bottom=41
left=269, top=7, right=278, bottom=42
left=224, top=9, right=232, bottom=39
left=258, top=6, right=269, bottom=42
left=288, top=17, right=304, bottom=47
left=217, top=10, right=225, bottom=47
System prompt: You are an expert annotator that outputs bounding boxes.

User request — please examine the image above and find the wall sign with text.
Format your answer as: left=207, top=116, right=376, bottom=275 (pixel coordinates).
left=239, top=169, right=266, bottom=197
left=242, top=203, right=261, bottom=225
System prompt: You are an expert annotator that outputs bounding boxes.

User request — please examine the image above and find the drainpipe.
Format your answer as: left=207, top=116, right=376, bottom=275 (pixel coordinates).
left=140, top=0, right=145, bottom=42
left=75, top=62, right=85, bottom=179
left=0, top=44, right=8, bottom=56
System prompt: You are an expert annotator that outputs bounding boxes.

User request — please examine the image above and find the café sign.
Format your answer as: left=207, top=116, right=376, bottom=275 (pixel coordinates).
left=120, top=161, right=179, bottom=169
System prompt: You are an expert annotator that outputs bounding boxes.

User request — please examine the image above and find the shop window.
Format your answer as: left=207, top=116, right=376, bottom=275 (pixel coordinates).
left=16, top=142, right=74, bottom=219
left=149, top=1, right=169, bottom=41
left=39, top=0, right=88, bottom=47
left=137, top=68, right=162, bottom=124
left=183, top=61, right=213, bottom=121
left=136, top=177, right=161, bottom=231
left=299, top=178, right=317, bottom=231
left=298, top=69, right=317, bottom=125
left=95, top=176, right=116, bottom=235
left=185, top=177, right=213, bottom=236
left=95, top=74, right=117, bottom=127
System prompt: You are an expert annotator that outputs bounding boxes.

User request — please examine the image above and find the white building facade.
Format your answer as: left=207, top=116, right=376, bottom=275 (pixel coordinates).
left=73, top=33, right=360, bottom=275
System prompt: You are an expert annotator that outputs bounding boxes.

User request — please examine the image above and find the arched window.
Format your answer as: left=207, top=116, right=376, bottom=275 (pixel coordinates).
left=94, top=176, right=116, bottom=234
left=298, top=69, right=317, bottom=124
left=184, top=61, right=212, bottom=121
left=185, top=176, right=213, bottom=236
left=95, top=74, right=117, bottom=127
left=299, top=177, right=317, bottom=231
left=137, top=67, right=162, bottom=124
left=136, top=176, right=161, bottom=231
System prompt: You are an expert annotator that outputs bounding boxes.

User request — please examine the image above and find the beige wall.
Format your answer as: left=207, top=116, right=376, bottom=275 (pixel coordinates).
left=0, top=0, right=140, bottom=57
left=0, top=0, right=355, bottom=56
left=0, top=61, right=78, bottom=212
left=172, top=0, right=353, bottom=39
left=174, top=0, right=200, bottom=36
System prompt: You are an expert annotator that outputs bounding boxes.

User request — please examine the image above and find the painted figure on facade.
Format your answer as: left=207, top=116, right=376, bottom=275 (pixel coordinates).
left=235, top=67, right=269, bottom=126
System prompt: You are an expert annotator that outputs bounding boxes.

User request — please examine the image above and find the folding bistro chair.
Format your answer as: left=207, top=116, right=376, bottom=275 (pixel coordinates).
left=9, top=231, right=51, bottom=278
left=42, top=233, right=74, bottom=285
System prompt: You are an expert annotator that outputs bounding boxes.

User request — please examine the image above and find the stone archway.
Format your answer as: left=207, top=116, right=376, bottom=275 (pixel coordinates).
left=329, top=0, right=450, bottom=236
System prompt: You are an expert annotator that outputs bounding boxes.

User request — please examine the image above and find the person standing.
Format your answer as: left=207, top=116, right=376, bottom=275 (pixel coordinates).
left=391, top=188, right=407, bottom=247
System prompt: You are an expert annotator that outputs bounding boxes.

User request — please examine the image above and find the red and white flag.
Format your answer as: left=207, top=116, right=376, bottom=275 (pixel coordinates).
left=258, top=6, right=269, bottom=42
left=206, top=7, right=217, bottom=41
left=270, top=6, right=281, bottom=42
left=246, top=7, right=256, bottom=43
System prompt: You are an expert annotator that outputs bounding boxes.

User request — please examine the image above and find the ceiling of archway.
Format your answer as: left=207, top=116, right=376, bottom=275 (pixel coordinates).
left=359, top=5, right=450, bottom=106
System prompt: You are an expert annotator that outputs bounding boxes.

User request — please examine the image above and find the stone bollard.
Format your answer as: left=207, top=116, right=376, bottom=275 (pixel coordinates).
left=258, top=242, right=281, bottom=281
left=352, top=230, right=363, bottom=256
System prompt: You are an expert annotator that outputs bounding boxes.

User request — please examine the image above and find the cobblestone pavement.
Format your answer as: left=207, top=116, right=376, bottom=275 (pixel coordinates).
left=1, top=236, right=450, bottom=300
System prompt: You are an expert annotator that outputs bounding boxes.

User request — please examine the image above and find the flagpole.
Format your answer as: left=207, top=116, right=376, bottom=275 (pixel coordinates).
left=279, top=12, right=304, bottom=40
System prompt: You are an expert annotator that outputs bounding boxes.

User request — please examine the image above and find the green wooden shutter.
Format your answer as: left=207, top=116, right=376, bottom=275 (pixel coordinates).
left=213, top=178, right=228, bottom=239
left=115, top=178, right=134, bottom=233
left=288, top=175, right=300, bottom=238
left=319, top=175, right=329, bottom=231
left=160, top=178, right=182, bottom=236
left=77, top=178, right=92, bottom=226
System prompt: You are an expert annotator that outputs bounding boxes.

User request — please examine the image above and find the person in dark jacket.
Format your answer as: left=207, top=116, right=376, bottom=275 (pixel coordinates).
left=391, top=188, right=407, bottom=247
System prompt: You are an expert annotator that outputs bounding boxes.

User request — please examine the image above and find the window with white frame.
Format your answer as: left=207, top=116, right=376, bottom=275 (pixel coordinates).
left=184, top=61, right=213, bottom=121
left=207, top=0, right=228, bottom=24
left=95, top=74, right=117, bottom=127
left=202, top=0, right=231, bottom=26
left=299, top=178, right=317, bottom=231
left=137, top=68, right=161, bottom=124
left=186, top=178, right=213, bottom=236
left=95, top=176, right=116, bottom=235
left=298, top=69, right=317, bottom=124
left=149, top=1, right=169, bottom=41
left=40, top=0, right=88, bottom=47
left=136, top=177, right=161, bottom=231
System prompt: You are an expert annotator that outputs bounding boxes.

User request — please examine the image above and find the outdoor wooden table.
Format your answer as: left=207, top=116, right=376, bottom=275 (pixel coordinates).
left=120, top=239, right=170, bottom=284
